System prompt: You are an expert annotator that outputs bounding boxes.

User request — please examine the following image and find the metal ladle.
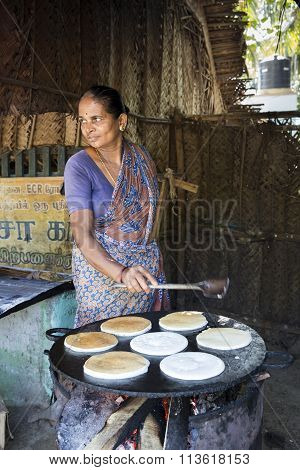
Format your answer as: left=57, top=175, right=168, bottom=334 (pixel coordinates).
left=115, top=277, right=229, bottom=299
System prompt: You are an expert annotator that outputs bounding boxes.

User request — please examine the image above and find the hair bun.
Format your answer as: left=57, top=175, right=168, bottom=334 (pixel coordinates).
left=81, top=85, right=129, bottom=119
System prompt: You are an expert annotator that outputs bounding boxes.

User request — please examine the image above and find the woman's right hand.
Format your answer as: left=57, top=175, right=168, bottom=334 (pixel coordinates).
left=121, top=265, right=158, bottom=294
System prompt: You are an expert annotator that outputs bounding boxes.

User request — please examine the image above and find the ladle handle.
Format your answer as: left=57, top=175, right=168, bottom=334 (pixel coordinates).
left=114, top=283, right=202, bottom=290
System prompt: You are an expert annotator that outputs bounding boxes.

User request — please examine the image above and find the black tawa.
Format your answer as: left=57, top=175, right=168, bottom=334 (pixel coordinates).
left=47, top=311, right=267, bottom=398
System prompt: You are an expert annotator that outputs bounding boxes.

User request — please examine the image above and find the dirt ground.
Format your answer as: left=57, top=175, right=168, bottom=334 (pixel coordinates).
left=5, top=333, right=300, bottom=450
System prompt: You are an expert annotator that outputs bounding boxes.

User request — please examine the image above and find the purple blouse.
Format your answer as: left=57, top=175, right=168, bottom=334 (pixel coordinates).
left=64, top=150, right=114, bottom=218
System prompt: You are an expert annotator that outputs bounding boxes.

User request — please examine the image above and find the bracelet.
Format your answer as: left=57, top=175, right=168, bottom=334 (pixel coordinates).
left=120, top=266, right=128, bottom=282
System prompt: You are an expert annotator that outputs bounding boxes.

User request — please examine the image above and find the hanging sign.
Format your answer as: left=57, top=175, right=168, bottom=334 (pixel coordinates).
left=0, top=177, right=72, bottom=272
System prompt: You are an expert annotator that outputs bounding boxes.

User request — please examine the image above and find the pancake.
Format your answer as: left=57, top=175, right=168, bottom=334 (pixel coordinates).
left=101, top=316, right=152, bottom=337
left=84, top=351, right=150, bottom=379
left=159, top=311, right=207, bottom=332
left=64, top=331, right=118, bottom=353
left=160, top=352, right=225, bottom=381
left=196, top=327, right=252, bottom=350
left=130, top=332, right=188, bottom=356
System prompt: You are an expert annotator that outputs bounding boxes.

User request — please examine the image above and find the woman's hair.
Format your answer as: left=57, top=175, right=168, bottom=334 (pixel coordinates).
left=80, top=85, right=129, bottom=119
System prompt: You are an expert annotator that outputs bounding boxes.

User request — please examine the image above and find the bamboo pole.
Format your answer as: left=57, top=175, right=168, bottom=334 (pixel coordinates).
left=28, top=114, right=37, bottom=148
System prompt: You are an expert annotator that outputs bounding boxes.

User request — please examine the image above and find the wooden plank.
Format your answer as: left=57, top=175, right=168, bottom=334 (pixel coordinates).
left=174, top=178, right=198, bottom=193
left=140, top=414, right=163, bottom=450
left=158, top=176, right=199, bottom=194
left=0, top=413, right=6, bottom=450
left=41, top=147, right=50, bottom=176
left=57, top=146, right=66, bottom=175
left=1, top=151, right=10, bottom=177
left=28, top=148, right=37, bottom=176
left=15, top=150, right=24, bottom=177
left=84, top=397, right=147, bottom=450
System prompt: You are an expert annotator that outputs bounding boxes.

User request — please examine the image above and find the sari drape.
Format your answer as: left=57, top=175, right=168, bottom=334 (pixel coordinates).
left=73, top=139, right=170, bottom=327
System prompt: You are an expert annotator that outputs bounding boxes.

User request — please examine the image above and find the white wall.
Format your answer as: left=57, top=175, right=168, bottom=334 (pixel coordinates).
left=242, top=93, right=298, bottom=112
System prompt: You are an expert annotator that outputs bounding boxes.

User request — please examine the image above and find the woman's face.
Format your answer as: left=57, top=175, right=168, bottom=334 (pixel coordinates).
left=78, top=97, right=124, bottom=149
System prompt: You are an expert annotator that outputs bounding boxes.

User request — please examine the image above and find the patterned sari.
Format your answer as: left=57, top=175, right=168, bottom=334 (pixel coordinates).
left=73, top=139, right=170, bottom=327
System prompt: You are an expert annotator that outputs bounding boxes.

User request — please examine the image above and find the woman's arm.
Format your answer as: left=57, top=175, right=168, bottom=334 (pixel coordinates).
left=70, top=209, right=158, bottom=292
left=70, top=209, right=124, bottom=282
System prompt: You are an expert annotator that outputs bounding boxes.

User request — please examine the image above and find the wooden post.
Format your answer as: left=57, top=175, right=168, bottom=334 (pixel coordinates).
left=152, top=179, right=168, bottom=240
left=174, top=109, right=186, bottom=308
left=57, top=146, right=66, bottom=176
left=28, top=148, right=37, bottom=176
left=41, top=147, right=51, bottom=176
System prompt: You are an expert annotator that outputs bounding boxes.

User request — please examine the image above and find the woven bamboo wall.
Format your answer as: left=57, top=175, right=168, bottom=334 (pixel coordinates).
left=180, top=121, right=300, bottom=328
left=0, top=0, right=222, bottom=119
left=1, top=112, right=299, bottom=328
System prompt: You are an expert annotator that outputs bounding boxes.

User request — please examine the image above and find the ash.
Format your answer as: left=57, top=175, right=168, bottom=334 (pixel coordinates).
left=56, top=386, right=120, bottom=450
left=190, top=384, right=242, bottom=416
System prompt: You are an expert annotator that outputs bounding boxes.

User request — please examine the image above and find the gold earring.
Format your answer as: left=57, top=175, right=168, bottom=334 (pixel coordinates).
left=120, top=126, right=125, bottom=132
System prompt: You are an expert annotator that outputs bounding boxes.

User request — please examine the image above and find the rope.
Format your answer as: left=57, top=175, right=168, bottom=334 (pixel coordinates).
left=164, top=168, right=178, bottom=215
left=275, top=0, right=288, bottom=55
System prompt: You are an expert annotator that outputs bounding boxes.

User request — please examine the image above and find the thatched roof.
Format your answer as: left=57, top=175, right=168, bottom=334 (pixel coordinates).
left=0, top=0, right=246, bottom=117
left=200, top=0, right=247, bottom=110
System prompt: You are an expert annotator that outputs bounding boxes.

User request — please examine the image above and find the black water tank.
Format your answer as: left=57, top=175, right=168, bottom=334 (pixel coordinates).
left=259, top=55, right=291, bottom=89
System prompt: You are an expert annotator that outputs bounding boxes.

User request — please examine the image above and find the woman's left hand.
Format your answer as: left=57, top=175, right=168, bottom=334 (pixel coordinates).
left=121, top=265, right=158, bottom=294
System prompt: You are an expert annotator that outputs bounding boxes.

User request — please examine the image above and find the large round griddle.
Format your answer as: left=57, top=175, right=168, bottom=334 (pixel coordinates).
left=48, top=311, right=266, bottom=397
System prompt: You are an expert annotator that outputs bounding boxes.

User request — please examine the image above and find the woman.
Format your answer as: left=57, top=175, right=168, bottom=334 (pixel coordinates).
left=64, top=85, right=170, bottom=328
left=55, top=86, right=170, bottom=449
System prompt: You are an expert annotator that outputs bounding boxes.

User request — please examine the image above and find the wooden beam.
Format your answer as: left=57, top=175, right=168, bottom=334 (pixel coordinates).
left=0, top=76, right=79, bottom=99
left=188, top=110, right=300, bottom=121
